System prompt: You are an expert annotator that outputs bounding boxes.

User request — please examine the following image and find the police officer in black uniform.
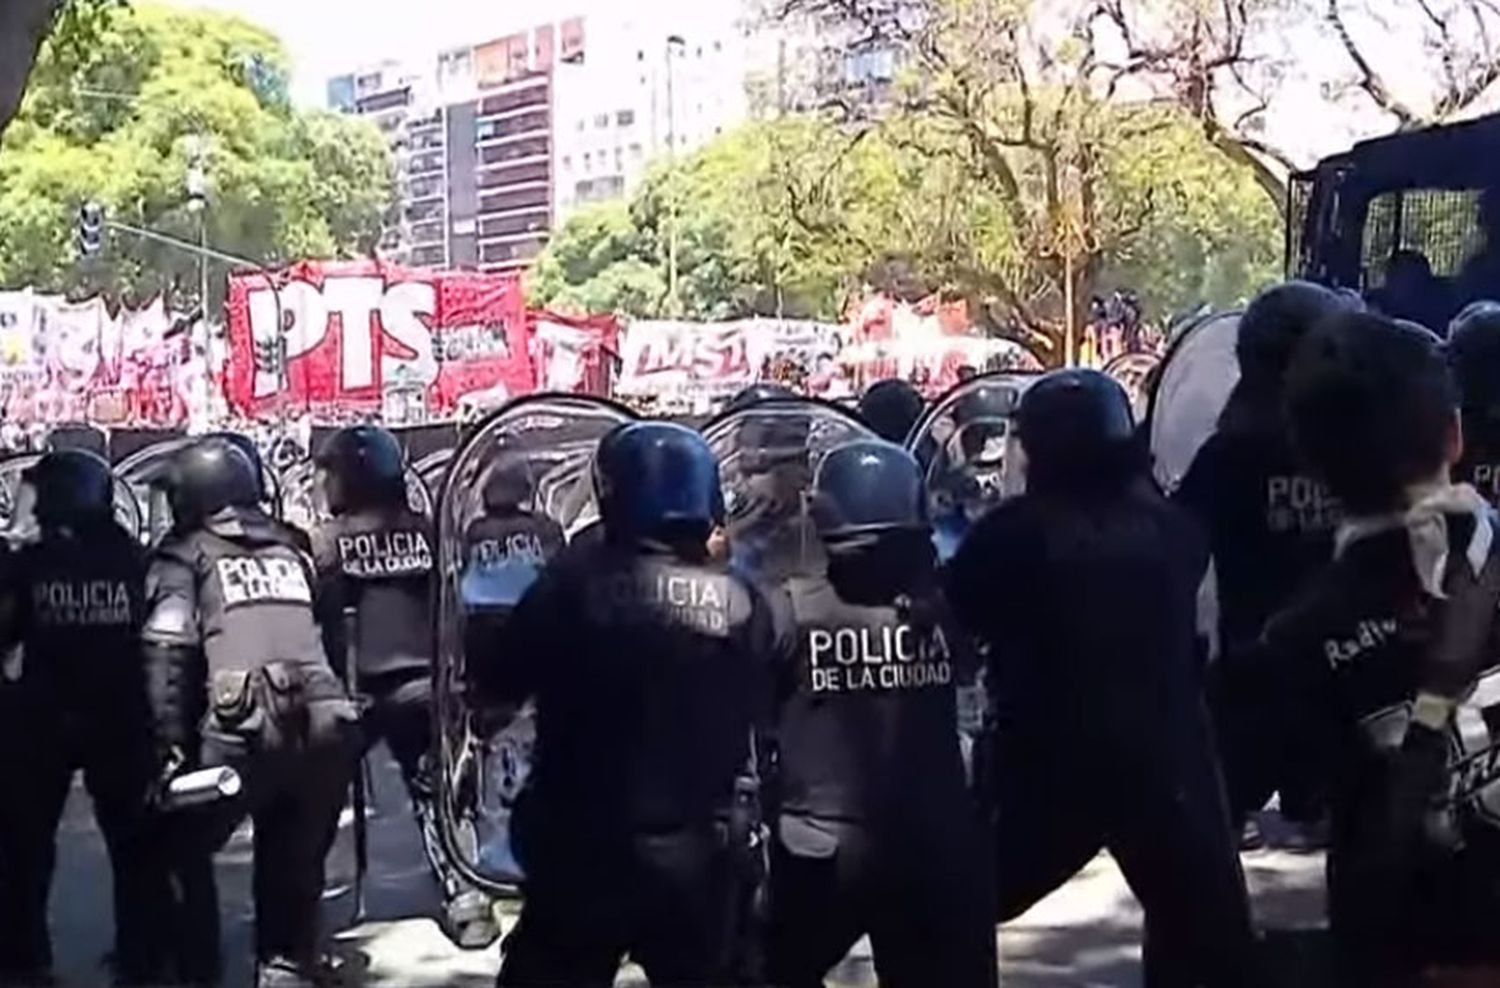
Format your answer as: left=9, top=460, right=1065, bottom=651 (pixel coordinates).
left=0, top=451, right=165, bottom=986
left=856, top=379, right=926, bottom=444
left=947, top=370, right=1256, bottom=987
left=767, top=439, right=995, bottom=988
left=1259, top=310, right=1500, bottom=982
left=478, top=421, right=775, bottom=987
left=462, top=461, right=566, bottom=703
left=143, top=438, right=360, bottom=988
left=1447, top=300, right=1500, bottom=507
left=309, top=424, right=496, bottom=947
left=1175, top=281, right=1356, bottom=828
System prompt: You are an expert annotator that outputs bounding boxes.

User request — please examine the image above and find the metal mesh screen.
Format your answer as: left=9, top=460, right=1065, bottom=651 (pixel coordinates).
left=1360, top=188, right=1483, bottom=288
left=1285, top=171, right=1315, bottom=277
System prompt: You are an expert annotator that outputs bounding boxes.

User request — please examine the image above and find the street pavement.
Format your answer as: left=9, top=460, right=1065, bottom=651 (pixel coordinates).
left=49, top=747, right=1327, bottom=987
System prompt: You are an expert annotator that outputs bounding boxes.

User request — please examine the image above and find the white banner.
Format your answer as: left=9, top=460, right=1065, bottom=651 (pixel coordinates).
left=617, top=318, right=845, bottom=397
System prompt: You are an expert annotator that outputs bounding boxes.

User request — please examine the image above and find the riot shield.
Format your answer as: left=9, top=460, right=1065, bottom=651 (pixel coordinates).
left=906, top=373, right=1037, bottom=561
left=0, top=453, right=142, bottom=546
left=1146, top=310, right=1242, bottom=495
left=115, top=437, right=284, bottom=545
left=702, top=397, right=876, bottom=584
left=432, top=394, right=638, bottom=894
left=414, top=448, right=455, bottom=506
left=279, top=456, right=433, bottom=534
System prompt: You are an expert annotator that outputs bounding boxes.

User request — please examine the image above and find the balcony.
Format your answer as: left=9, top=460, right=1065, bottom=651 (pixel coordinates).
left=478, top=83, right=551, bottom=119
left=476, top=110, right=550, bottom=144
left=477, top=160, right=549, bottom=189
left=408, top=220, right=445, bottom=245
left=479, top=136, right=548, bottom=166
left=478, top=210, right=550, bottom=240
left=480, top=237, right=545, bottom=265
left=479, top=186, right=550, bottom=215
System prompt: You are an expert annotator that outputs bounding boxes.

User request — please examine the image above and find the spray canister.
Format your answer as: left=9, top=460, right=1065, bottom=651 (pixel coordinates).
left=162, top=767, right=243, bottom=810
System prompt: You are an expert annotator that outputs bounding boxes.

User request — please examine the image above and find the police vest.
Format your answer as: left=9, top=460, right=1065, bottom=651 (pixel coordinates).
left=176, top=529, right=326, bottom=676
left=777, top=576, right=968, bottom=825
left=320, top=509, right=434, bottom=677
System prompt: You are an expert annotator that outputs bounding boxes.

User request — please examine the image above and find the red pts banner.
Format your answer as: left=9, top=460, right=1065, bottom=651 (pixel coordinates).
left=224, top=260, right=534, bottom=416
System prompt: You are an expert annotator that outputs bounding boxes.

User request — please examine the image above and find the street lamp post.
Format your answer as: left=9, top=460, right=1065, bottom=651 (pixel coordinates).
left=665, top=34, right=686, bottom=318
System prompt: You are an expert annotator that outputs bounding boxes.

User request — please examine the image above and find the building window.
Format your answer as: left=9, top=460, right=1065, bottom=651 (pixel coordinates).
left=562, top=155, right=572, bottom=170
left=614, top=147, right=623, bottom=169
left=576, top=120, right=585, bottom=132
left=630, top=143, right=643, bottom=159
left=639, top=75, right=647, bottom=86
left=637, top=50, right=644, bottom=61
left=714, top=40, right=722, bottom=52
left=594, top=113, right=609, bottom=129
left=616, top=109, right=635, bottom=126
left=583, top=152, right=592, bottom=171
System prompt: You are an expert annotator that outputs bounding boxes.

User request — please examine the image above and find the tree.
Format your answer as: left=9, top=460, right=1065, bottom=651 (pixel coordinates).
left=0, top=3, right=395, bottom=308
left=778, top=0, right=1500, bottom=206
left=0, top=0, right=123, bottom=143
left=532, top=111, right=1278, bottom=367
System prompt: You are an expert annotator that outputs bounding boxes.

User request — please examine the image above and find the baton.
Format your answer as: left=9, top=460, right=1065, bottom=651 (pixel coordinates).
left=344, top=605, right=370, bottom=923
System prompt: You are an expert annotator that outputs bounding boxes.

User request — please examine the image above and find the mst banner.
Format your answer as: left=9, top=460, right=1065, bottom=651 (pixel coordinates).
left=224, top=260, right=534, bottom=416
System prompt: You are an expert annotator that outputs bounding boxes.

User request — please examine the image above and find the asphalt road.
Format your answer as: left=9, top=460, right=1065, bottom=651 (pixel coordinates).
left=48, top=748, right=1327, bottom=988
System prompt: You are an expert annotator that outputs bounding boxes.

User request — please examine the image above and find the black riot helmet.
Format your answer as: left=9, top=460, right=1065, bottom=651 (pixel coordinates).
left=166, top=438, right=261, bottom=530
left=811, top=440, right=927, bottom=540
left=481, top=459, right=534, bottom=515
left=208, top=431, right=268, bottom=501
left=1017, top=368, right=1141, bottom=495
left=1236, top=281, right=1357, bottom=389
left=857, top=379, right=926, bottom=443
left=725, top=382, right=796, bottom=414
left=1448, top=300, right=1500, bottom=422
left=594, top=421, right=724, bottom=547
left=24, top=449, right=114, bottom=530
left=316, top=424, right=406, bottom=515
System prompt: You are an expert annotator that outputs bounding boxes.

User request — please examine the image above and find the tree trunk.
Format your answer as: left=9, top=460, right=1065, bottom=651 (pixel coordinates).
left=0, top=0, right=65, bottom=143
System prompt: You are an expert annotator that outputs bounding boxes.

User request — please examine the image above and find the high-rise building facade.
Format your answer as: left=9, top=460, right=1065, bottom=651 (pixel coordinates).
left=327, top=4, right=762, bottom=271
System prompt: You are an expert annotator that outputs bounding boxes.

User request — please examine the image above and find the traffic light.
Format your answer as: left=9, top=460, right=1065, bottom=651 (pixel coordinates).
left=76, top=201, right=105, bottom=258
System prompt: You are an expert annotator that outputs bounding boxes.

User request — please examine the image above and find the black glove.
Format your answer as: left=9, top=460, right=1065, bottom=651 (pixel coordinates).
left=1380, top=722, right=1450, bottom=863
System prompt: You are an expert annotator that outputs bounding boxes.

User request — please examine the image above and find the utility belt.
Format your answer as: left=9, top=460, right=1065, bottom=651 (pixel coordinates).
left=209, top=660, right=359, bottom=752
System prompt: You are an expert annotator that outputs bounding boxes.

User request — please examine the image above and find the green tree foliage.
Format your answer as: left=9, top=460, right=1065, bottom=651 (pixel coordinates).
left=0, top=3, right=395, bottom=307
left=531, top=109, right=1278, bottom=366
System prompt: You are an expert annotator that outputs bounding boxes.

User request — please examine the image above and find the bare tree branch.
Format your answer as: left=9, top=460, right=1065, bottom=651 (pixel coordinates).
left=1325, top=0, right=1421, bottom=126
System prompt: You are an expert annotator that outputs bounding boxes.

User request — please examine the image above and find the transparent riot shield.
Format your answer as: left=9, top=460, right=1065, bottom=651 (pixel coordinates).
left=0, top=453, right=142, bottom=546
left=115, top=438, right=285, bottom=546
left=279, top=457, right=433, bottom=535
left=702, top=398, right=876, bottom=584
left=415, top=448, right=455, bottom=504
left=1146, top=310, right=1242, bottom=495
left=1145, top=310, right=1243, bottom=658
left=432, top=394, right=638, bottom=894
left=906, top=373, right=1037, bottom=562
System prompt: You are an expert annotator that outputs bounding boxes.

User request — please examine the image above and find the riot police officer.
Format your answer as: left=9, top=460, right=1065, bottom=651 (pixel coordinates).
left=479, top=422, right=776, bottom=986
left=142, top=438, right=360, bottom=988
left=0, top=451, right=165, bottom=985
left=726, top=382, right=796, bottom=414
left=309, top=424, right=496, bottom=948
left=462, top=461, right=566, bottom=703
left=1174, top=281, right=1356, bottom=828
left=766, top=440, right=995, bottom=988
left=947, top=370, right=1256, bottom=987
left=1447, top=300, right=1500, bottom=506
left=1264, top=310, right=1500, bottom=982
left=857, top=379, right=926, bottom=444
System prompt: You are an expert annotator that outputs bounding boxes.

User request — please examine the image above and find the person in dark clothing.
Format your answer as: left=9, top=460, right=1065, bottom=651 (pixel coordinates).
left=309, top=424, right=497, bottom=948
left=479, top=421, right=776, bottom=987
left=1250, top=312, right=1500, bottom=984
left=948, top=369, right=1256, bottom=988
left=1175, top=281, right=1358, bottom=828
left=766, top=439, right=996, bottom=988
left=142, top=438, right=361, bottom=988
left=857, top=379, right=926, bottom=444
left=0, top=451, right=166, bottom=986
left=461, top=460, right=566, bottom=702
left=1447, top=300, right=1500, bottom=507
